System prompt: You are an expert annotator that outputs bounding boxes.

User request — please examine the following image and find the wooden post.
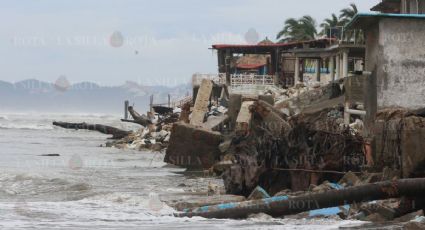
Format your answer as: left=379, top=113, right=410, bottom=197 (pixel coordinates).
left=168, top=94, right=171, bottom=108
left=124, top=100, right=129, bottom=120
left=149, top=95, right=154, bottom=112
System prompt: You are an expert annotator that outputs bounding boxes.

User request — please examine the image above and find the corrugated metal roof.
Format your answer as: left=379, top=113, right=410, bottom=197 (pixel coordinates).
left=370, top=0, right=400, bottom=12
left=345, top=12, right=425, bottom=29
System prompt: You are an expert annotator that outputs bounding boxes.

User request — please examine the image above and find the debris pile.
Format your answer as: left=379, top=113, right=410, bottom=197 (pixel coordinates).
left=220, top=104, right=365, bottom=196
left=52, top=76, right=425, bottom=225
left=109, top=105, right=184, bottom=151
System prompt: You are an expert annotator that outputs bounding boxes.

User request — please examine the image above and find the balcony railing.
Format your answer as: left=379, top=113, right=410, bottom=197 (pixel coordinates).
left=230, top=74, right=274, bottom=87
left=230, top=74, right=276, bottom=94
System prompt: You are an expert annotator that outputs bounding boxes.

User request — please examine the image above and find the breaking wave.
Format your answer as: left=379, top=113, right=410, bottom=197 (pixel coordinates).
left=0, top=123, right=54, bottom=130
left=0, top=172, right=92, bottom=200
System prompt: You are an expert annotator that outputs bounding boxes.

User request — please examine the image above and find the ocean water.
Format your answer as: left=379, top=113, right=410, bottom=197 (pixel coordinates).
left=0, top=113, right=365, bottom=229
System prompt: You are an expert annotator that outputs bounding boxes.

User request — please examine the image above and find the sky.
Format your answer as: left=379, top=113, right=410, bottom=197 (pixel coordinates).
left=0, top=0, right=376, bottom=87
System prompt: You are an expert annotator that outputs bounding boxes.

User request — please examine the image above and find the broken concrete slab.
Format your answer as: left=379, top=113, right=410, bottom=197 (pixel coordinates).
left=164, top=122, right=223, bottom=169
left=403, top=221, right=425, bottom=230
left=235, top=101, right=254, bottom=134
left=252, top=100, right=291, bottom=137
left=274, top=82, right=342, bottom=116
left=339, top=171, right=361, bottom=187
left=190, top=79, right=213, bottom=127
left=394, top=210, right=424, bottom=222
left=203, top=114, right=229, bottom=131
left=374, top=114, right=425, bottom=178
left=258, top=94, right=274, bottom=106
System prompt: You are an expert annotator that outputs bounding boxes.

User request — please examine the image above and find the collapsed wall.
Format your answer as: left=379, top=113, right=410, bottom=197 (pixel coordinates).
left=221, top=102, right=365, bottom=196
left=373, top=109, right=425, bottom=178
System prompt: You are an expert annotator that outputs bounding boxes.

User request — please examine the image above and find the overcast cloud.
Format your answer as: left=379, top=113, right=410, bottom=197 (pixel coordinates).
left=0, top=0, right=375, bottom=86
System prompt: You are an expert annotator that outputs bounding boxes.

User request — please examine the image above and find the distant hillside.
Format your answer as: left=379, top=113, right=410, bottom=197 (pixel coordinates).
left=0, top=79, right=191, bottom=115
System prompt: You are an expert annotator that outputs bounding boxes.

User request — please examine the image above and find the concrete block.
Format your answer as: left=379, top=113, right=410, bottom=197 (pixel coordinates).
left=235, top=101, right=254, bottom=134
left=191, top=79, right=213, bottom=127
left=164, top=122, right=223, bottom=169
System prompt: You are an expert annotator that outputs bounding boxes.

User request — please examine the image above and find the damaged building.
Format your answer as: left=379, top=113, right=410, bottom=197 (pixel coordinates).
left=163, top=0, right=425, bottom=207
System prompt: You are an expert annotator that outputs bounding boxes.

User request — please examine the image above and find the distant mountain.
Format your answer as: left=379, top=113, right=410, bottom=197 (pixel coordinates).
left=0, top=79, right=191, bottom=115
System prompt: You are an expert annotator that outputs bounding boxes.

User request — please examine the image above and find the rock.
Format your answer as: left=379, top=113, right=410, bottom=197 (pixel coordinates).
left=203, top=114, right=229, bottom=131
left=336, top=118, right=345, bottom=125
left=403, top=220, right=425, bottom=230
left=294, top=82, right=305, bottom=89
left=207, top=182, right=220, bottom=196
left=218, top=139, right=232, bottom=153
left=339, top=171, right=360, bottom=187
left=273, top=189, right=291, bottom=197
left=394, top=210, right=424, bottom=222
left=382, top=167, right=400, bottom=181
left=360, top=172, right=383, bottom=184
left=364, top=213, right=387, bottom=222
left=247, top=212, right=273, bottom=220
left=163, top=134, right=170, bottom=143
left=105, top=141, right=113, bottom=147
left=312, top=82, right=321, bottom=88
left=413, top=216, right=425, bottom=224
left=310, top=181, right=341, bottom=193
left=247, top=186, right=270, bottom=200
left=149, top=143, right=163, bottom=152
left=359, top=200, right=397, bottom=221
left=349, top=119, right=364, bottom=133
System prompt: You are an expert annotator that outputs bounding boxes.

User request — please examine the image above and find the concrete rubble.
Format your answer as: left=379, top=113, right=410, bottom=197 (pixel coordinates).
left=54, top=77, right=425, bottom=224
left=155, top=78, right=425, bottom=223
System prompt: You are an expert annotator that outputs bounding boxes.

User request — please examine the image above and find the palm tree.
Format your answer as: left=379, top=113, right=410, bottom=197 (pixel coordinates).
left=339, top=3, right=363, bottom=43
left=319, top=13, right=340, bottom=37
left=339, top=3, right=358, bottom=26
left=276, top=15, right=317, bottom=43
